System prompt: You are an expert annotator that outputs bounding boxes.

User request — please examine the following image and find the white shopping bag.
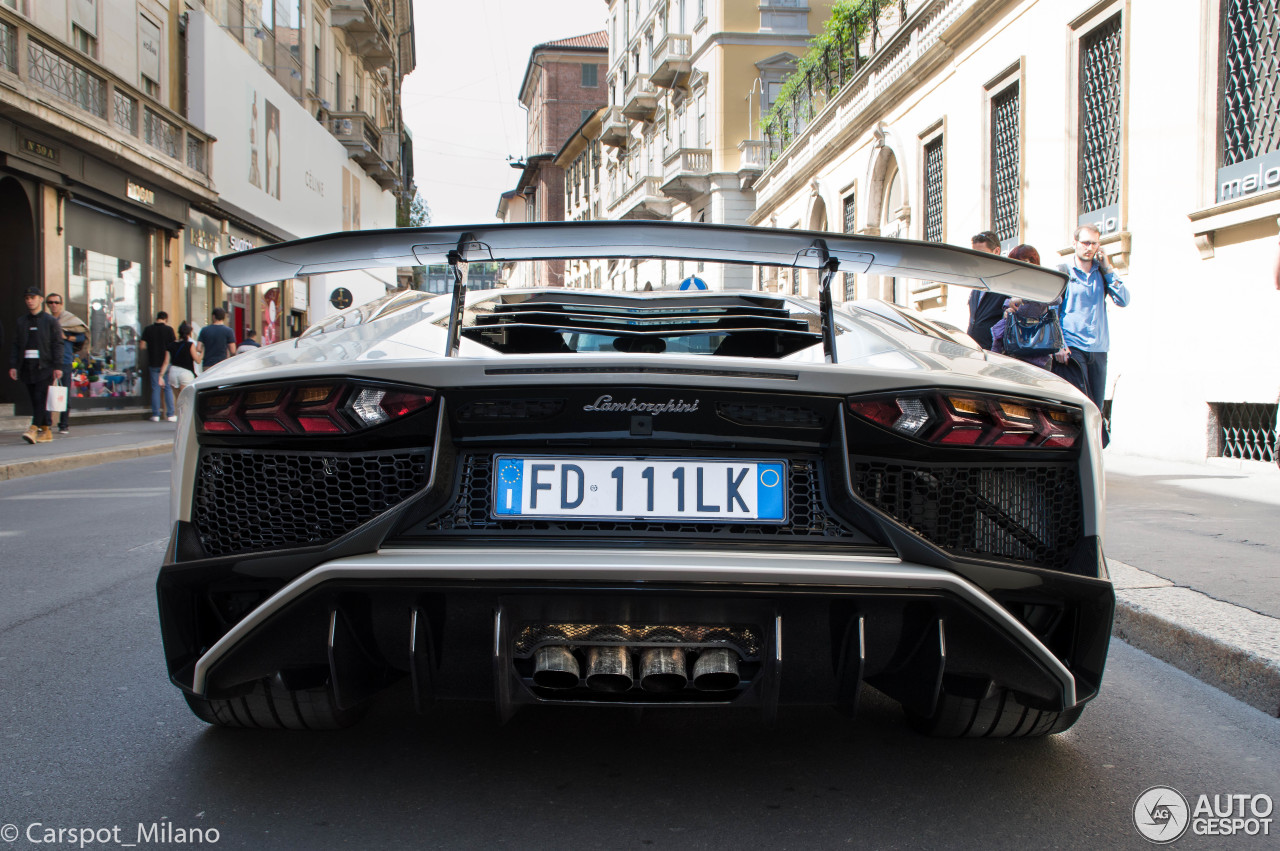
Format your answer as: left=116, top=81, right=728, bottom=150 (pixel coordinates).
left=46, top=384, right=68, bottom=412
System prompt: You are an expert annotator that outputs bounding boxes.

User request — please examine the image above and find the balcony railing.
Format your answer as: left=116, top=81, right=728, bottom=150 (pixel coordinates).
left=621, top=73, right=658, bottom=122
left=0, top=17, right=213, bottom=179
left=600, top=105, right=629, bottom=148
left=650, top=33, right=691, bottom=88
left=762, top=0, right=917, bottom=163
left=329, top=110, right=400, bottom=189
left=28, top=40, right=105, bottom=118
left=0, top=19, right=15, bottom=74
left=660, top=147, right=711, bottom=203
left=608, top=174, right=672, bottom=220
left=738, top=139, right=766, bottom=189
left=330, top=0, right=395, bottom=70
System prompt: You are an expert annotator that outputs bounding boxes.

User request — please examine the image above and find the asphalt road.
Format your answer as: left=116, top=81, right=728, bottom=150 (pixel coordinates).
left=1105, top=471, right=1280, bottom=619
left=1, top=457, right=1278, bottom=849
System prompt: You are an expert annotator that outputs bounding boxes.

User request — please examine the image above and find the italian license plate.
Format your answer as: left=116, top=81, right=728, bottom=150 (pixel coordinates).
left=492, top=456, right=787, bottom=522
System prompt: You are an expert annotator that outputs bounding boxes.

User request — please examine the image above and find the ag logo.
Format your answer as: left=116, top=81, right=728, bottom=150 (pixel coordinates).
left=1134, top=786, right=1190, bottom=843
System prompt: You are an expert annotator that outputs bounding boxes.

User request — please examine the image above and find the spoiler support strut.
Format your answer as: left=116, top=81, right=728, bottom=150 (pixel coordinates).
left=811, top=239, right=839, bottom=364
left=444, top=232, right=473, bottom=357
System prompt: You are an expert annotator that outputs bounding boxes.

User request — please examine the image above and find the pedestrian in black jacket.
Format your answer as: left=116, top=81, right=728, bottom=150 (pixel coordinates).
left=8, top=287, right=65, bottom=444
left=966, top=231, right=1008, bottom=350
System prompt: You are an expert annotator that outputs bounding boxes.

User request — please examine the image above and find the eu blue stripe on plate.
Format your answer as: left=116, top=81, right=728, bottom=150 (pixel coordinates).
left=756, top=463, right=784, bottom=520
left=494, top=458, right=524, bottom=515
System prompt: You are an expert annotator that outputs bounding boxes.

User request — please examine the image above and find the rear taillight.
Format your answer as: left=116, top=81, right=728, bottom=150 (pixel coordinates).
left=198, top=381, right=434, bottom=435
left=847, top=392, right=1081, bottom=449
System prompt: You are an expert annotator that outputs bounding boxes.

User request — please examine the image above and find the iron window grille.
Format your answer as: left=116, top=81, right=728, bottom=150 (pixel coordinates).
left=923, top=136, right=944, bottom=243
left=0, top=20, right=15, bottom=74
left=990, top=85, right=1020, bottom=246
left=1220, top=0, right=1280, bottom=167
left=113, top=89, right=138, bottom=135
left=1211, top=402, right=1278, bottom=462
left=187, top=135, right=207, bottom=174
left=1078, top=15, right=1123, bottom=215
left=27, top=40, right=105, bottom=119
left=143, top=107, right=179, bottom=160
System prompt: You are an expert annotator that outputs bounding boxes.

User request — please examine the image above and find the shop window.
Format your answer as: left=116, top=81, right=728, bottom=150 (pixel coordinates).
left=68, top=246, right=143, bottom=401
left=1078, top=14, right=1123, bottom=227
left=187, top=268, right=210, bottom=330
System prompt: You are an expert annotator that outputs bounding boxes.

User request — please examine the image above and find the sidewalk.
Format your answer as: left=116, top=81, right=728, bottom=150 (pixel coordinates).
left=0, top=414, right=174, bottom=481
left=2, top=417, right=1277, bottom=718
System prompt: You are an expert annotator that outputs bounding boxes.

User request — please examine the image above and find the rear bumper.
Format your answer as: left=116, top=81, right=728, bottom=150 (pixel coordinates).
left=175, top=547, right=1112, bottom=715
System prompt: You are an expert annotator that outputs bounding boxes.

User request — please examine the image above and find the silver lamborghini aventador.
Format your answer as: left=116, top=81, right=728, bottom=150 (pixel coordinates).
left=157, top=222, right=1113, bottom=737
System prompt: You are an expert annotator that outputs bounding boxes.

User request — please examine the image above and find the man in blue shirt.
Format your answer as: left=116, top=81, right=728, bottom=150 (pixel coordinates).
left=195, top=307, right=237, bottom=371
left=1055, top=224, right=1130, bottom=416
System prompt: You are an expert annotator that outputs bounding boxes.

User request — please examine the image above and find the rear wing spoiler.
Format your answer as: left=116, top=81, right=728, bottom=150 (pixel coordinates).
left=213, top=221, right=1066, bottom=301
left=215, top=221, right=1065, bottom=364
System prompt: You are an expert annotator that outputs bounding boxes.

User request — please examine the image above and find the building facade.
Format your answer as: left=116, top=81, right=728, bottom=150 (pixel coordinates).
left=748, top=0, right=1280, bottom=463
left=594, top=0, right=835, bottom=291
left=502, top=31, right=608, bottom=287
left=0, top=0, right=414, bottom=414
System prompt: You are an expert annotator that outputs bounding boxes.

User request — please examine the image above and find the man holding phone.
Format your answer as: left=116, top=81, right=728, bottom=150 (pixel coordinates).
left=1055, top=224, right=1130, bottom=420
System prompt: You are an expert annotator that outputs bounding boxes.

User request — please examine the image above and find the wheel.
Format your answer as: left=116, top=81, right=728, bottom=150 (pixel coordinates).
left=905, top=685, right=1084, bottom=738
left=183, top=674, right=366, bottom=730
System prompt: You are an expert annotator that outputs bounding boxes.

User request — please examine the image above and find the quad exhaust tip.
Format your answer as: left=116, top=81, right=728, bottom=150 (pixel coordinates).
left=586, top=645, right=634, bottom=692
left=692, top=647, right=740, bottom=691
left=639, top=646, right=688, bottom=692
left=532, top=645, right=580, bottom=689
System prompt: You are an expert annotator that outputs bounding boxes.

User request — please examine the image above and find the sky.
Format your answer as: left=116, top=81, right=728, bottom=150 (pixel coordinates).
left=402, top=0, right=608, bottom=226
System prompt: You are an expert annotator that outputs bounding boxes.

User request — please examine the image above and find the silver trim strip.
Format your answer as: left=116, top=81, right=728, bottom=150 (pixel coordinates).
left=189, top=548, right=1077, bottom=707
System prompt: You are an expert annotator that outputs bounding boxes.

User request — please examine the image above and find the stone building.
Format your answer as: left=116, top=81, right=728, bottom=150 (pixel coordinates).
left=501, top=31, right=608, bottom=288
left=748, top=0, right=1280, bottom=463
left=0, top=0, right=414, bottom=414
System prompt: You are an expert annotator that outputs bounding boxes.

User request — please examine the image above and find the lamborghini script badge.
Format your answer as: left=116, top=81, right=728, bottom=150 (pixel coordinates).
left=583, top=395, right=700, bottom=415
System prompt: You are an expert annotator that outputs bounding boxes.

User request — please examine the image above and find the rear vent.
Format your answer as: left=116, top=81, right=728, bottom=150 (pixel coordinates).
left=456, top=399, right=565, bottom=421
left=717, top=403, right=823, bottom=428
left=194, top=448, right=429, bottom=557
left=849, top=457, right=1083, bottom=570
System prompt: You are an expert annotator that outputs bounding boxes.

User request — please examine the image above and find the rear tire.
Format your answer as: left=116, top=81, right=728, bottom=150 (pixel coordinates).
left=183, top=674, right=365, bottom=730
left=905, top=686, right=1084, bottom=738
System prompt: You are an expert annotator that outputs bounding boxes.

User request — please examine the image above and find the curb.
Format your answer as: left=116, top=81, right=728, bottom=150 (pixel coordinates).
left=0, top=441, right=173, bottom=481
left=1110, top=560, right=1280, bottom=718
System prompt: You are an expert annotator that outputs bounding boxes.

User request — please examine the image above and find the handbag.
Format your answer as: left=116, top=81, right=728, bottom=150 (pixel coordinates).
left=46, top=384, right=68, bottom=412
left=1003, top=309, right=1063, bottom=359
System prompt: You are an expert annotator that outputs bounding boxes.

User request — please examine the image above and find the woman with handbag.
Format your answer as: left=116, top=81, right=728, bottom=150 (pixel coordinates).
left=990, top=245, right=1070, bottom=372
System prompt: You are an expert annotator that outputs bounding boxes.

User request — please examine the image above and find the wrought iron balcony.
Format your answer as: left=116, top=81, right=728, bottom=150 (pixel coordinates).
left=650, top=33, right=691, bottom=89
left=620, top=73, right=658, bottom=122
left=329, top=110, right=400, bottom=189
left=660, top=147, right=711, bottom=203
left=608, top=175, right=672, bottom=220
left=330, top=0, right=395, bottom=71
left=599, top=105, right=629, bottom=148
left=0, top=9, right=213, bottom=183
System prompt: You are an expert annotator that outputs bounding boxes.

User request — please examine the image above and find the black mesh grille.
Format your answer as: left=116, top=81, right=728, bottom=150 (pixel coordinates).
left=849, top=458, right=1082, bottom=569
left=1222, top=0, right=1280, bottom=166
left=1211, top=402, right=1278, bottom=462
left=194, top=448, right=429, bottom=557
left=417, top=453, right=859, bottom=540
left=716, top=403, right=823, bottom=428
left=923, top=136, right=944, bottom=243
left=991, top=86, right=1020, bottom=245
left=1079, top=15, right=1123, bottom=214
